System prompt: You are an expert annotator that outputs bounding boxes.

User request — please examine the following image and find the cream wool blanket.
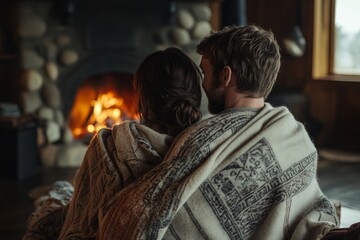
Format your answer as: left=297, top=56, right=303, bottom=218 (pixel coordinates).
left=24, top=121, right=173, bottom=240
left=98, top=103, right=338, bottom=240
left=58, top=121, right=174, bottom=239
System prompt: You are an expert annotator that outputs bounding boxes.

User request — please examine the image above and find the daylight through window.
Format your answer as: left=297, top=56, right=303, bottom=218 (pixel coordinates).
left=333, top=0, right=360, bottom=74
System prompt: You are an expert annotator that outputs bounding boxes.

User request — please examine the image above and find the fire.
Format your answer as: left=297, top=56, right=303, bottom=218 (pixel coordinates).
left=88, top=93, right=123, bottom=133
left=68, top=73, right=139, bottom=140
left=72, top=92, right=139, bottom=138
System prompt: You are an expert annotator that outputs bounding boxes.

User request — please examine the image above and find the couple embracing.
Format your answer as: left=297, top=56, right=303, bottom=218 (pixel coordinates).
left=25, top=25, right=338, bottom=240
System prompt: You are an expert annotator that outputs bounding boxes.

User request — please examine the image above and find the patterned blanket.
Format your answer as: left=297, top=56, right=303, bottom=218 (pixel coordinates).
left=98, top=103, right=338, bottom=240
left=24, top=103, right=338, bottom=240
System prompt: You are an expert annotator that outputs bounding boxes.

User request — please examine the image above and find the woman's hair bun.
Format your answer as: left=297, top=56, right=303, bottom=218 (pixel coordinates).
left=173, top=97, right=202, bottom=130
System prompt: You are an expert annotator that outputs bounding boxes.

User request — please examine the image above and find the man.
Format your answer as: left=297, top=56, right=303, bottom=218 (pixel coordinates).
left=99, top=25, right=338, bottom=240
left=198, top=25, right=278, bottom=115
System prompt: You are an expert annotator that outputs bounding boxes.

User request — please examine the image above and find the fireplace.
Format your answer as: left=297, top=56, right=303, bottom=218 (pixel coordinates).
left=57, top=51, right=142, bottom=142
left=7, top=0, right=214, bottom=167
left=68, top=72, right=139, bottom=142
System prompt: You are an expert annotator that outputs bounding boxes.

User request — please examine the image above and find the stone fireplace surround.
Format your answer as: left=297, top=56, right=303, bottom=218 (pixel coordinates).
left=17, top=0, right=213, bottom=167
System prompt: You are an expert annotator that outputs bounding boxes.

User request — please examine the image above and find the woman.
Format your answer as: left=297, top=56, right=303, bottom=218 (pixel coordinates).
left=134, top=46, right=202, bottom=137
left=23, top=47, right=202, bottom=240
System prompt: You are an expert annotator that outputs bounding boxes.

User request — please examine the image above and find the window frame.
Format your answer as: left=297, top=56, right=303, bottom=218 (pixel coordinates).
left=313, top=0, right=360, bottom=82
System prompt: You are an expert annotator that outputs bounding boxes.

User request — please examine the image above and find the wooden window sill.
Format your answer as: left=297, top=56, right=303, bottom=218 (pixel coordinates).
left=314, top=75, right=360, bottom=83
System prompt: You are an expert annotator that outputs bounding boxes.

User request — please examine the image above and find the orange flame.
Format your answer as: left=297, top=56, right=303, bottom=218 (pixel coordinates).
left=68, top=73, right=139, bottom=140
left=71, top=92, right=139, bottom=139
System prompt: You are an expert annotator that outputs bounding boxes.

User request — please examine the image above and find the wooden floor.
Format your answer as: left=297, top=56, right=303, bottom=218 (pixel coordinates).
left=317, top=159, right=360, bottom=210
left=0, top=167, right=77, bottom=240
left=0, top=159, right=359, bottom=239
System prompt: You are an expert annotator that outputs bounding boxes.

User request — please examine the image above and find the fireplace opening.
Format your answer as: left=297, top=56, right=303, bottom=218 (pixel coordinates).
left=68, top=72, right=139, bottom=141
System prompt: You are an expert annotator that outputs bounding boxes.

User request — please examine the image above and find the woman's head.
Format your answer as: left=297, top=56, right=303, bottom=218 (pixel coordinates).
left=134, top=47, right=202, bottom=136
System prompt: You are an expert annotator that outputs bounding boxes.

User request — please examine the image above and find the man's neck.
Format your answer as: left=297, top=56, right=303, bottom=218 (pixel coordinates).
left=225, top=94, right=264, bottom=110
left=223, top=75, right=265, bottom=110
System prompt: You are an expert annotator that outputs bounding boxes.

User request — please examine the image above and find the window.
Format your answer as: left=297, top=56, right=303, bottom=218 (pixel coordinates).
left=313, top=0, right=360, bottom=81
left=333, top=0, right=360, bottom=74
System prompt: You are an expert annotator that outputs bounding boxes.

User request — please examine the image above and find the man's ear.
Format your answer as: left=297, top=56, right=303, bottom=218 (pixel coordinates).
left=222, top=66, right=232, bottom=87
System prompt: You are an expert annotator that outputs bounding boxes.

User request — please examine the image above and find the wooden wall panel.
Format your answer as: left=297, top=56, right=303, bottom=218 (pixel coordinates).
left=305, top=81, right=360, bottom=151
left=246, top=0, right=312, bottom=91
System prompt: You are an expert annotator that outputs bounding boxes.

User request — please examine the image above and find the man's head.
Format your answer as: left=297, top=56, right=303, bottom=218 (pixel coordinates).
left=197, top=25, right=281, bottom=113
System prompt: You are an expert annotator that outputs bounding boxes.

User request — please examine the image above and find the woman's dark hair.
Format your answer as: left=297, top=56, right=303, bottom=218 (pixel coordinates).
left=134, top=47, right=202, bottom=137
